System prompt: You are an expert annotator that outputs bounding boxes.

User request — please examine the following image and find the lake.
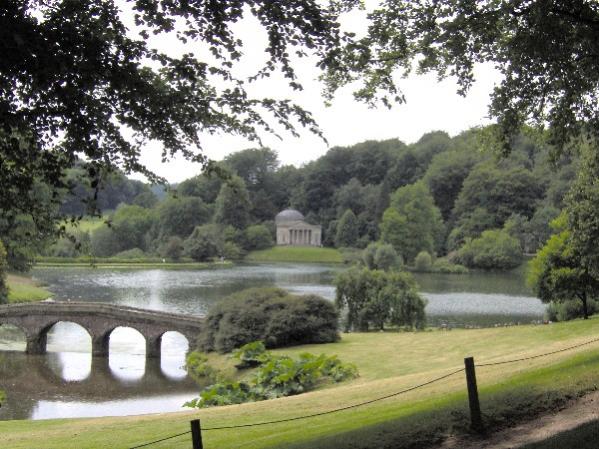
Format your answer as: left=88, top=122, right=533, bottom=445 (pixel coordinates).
left=0, top=263, right=544, bottom=420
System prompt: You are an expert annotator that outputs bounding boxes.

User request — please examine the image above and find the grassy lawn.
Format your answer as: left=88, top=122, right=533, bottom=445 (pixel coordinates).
left=3, top=318, right=599, bottom=448
left=246, top=246, right=343, bottom=263
left=6, top=274, right=52, bottom=303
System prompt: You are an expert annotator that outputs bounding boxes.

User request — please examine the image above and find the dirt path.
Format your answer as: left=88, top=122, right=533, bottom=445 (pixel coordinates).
left=441, top=390, right=599, bottom=448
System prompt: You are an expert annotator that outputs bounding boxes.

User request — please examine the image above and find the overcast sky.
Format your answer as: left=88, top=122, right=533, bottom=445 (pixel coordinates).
left=125, top=4, right=501, bottom=183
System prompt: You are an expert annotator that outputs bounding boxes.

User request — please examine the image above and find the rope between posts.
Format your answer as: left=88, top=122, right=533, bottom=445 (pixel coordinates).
left=127, top=367, right=465, bottom=447
left=202, top=367, right=465, bottom=431
left=477, top=335, right=599, bottom=367
left=129, top=430, right=191, bottom=448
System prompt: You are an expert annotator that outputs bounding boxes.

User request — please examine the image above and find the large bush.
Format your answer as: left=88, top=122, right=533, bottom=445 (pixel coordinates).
left=456, top=229, right=523, bottom=269
left=362, top=242, right=402, bottom=271
left=244, top=225, right=274, bottom=251
left=335, top=267, right=426, bottom=331
left=184, top=224, right=224, bottom=262
left=197, top=288, right=339, bottom=353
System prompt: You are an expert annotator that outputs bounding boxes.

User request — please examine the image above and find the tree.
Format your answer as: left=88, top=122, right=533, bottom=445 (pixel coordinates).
left=185, top=225, right=224, bottom=262
left=335, top=267, right=425, bottom=331
left=380, top=182, right=444, bottom=262
left=456, top=229, right=523, bottom=270
left=161, top=236, right=184, bottom=261
left=245, top=225, right=274, bottom=251
left=1, top=0, right=347, bottom=257
left=325, top=1, right=599, bottom=158
left=529, top=215, right=599, bottom=320
left=362, top=242, right=401, bottom=271
left=0, top=240, right=9, bottom=304
left=156, top=197, right=211, bottom=239
left=111, top=205, right=155, bottom=251
left=214, top=176, right=251, bottom=230
left=335, top=209, right=359, bottom=248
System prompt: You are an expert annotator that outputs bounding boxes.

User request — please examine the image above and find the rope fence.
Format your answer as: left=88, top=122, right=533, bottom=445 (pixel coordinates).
left=129, top=334, right=599, bottom=448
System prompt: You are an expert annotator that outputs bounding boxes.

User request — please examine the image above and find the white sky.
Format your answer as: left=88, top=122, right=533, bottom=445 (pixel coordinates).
left=125, top=4, right=500, bottom=183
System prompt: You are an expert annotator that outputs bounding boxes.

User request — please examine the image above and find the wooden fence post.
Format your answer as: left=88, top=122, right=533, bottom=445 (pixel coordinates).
left=191, top=419, right=203, bottom=449
left=464, top=356, right=483, bottom=432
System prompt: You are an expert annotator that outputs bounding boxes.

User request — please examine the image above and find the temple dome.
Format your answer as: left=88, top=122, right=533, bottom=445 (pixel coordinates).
left=275, top=209, right=305, bottom=223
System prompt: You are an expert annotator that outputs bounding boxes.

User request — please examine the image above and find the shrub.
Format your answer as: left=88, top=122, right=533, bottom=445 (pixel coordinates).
left=185, top=351, right=220, bottom=383
left=244, top=225, right=274, bottom=251
left=362, top=242, right=402, bottom=271
left=114, top=248, right=145, bottom=259
left=185, top=345, right=358, bottom=408
left=456, top=229, right=523, bottom=269
left=185, top=224, right=224, bottom=262
left=222, top=242, right=244, bottom=261
left=545, top=299, right=599, bottom=322
left=197, top=288, right=339, bottom=353
left=431, top=258, right=469, bottom=274
left=161, top=236, right=184, bottom=261
left=414, top=251, right=433, bottom=271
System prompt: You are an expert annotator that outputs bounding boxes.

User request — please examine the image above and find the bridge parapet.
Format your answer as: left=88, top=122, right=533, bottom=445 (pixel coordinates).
left=0, top=302, right=205, bottom=358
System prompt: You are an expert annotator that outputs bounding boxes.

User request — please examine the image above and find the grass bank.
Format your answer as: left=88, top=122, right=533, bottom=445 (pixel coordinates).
left=6, top=274, right=52, bottom=303
left=3, top=318, right=599, bottom=448
left=35, top=257, right=234, bottom=270
left=246, top=246, right=343, bottom=263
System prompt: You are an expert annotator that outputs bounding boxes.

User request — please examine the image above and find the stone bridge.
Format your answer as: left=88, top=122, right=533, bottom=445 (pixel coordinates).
left=0, top=302, right=204, bottom=357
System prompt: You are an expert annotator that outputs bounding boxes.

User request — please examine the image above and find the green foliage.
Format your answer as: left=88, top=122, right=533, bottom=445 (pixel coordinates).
left=156, top=197, right=211, bottom=239
left=232, top=341, right=270, bottom=368
left=160, top=236, right=184, bottom=261
left=197, top=288, right=339, bottom=353
left=244, top=225, right=274, bottom=251
left=185, top=224, right=224, bottom=262
left=335, top=267, right=426, bottom=331
left=111, top=205, right=155, bottom=251
left=114, top=248, right=145, bottom=259
left=528, top=214, right=599, bottom=320
left=456, top=229, right=523, bottom=270
left=414, top=251, right=433, bottom=272
left=90, top=226, right=122, bottom=257
left=335, top=209, right=359, bottom=248
left=222, top=242, right=244, bottom=261
left=0, top=241, right=8, bottom=304
left=430, top=258, right=469, bottom=274
left=362, top=242, right=402, bottom=271
left=381, top=182, right=444, bottom=262
left=214, top=175, right=251, bottom=229
left=545, top=299, right=599, bottom=323
left=185, top=351, right=220, bottom=384
left=186, top=345, right=358, bottom=408
left=452, top=164, right=544, bottom=229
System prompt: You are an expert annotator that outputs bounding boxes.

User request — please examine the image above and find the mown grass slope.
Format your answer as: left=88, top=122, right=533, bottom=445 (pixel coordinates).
left=6, top=274, right=52, bottom=303
left=246, top=246, right=343, bottom=263
left=3, top=318, right=599, bottom=448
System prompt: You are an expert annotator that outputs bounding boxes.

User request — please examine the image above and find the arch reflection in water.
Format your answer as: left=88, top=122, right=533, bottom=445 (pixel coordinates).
left=160, top=331, right=189, bottom=380
left=108, top=327, right=146, bottom=382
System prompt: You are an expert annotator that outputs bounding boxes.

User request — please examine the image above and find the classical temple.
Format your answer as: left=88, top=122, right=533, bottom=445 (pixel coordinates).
left=275, top=209, right=322, bottom=246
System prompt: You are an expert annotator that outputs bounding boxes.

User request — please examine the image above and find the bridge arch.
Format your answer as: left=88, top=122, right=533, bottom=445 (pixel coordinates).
left=29, top=320, right=92, bottom=355
left=0, top=302, right=204, bottom=358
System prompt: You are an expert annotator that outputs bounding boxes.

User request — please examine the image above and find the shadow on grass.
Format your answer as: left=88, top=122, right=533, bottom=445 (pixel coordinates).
left=521, top=419, right=599, bottom=449
left=281, top=350, right=599, bottom=449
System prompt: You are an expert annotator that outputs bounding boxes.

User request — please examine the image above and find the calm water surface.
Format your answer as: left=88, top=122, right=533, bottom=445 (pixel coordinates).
left=0, top=263, right=544, bottom=420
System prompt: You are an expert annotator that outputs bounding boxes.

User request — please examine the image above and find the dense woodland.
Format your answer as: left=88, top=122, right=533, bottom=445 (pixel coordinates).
left=37, top=127, right=574, bottom=271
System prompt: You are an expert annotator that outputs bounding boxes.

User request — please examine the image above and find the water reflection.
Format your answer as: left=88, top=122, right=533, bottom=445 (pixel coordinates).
left=0, top=351, right=198, bottom=420
left=0, top=263, right=547, bottom=421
